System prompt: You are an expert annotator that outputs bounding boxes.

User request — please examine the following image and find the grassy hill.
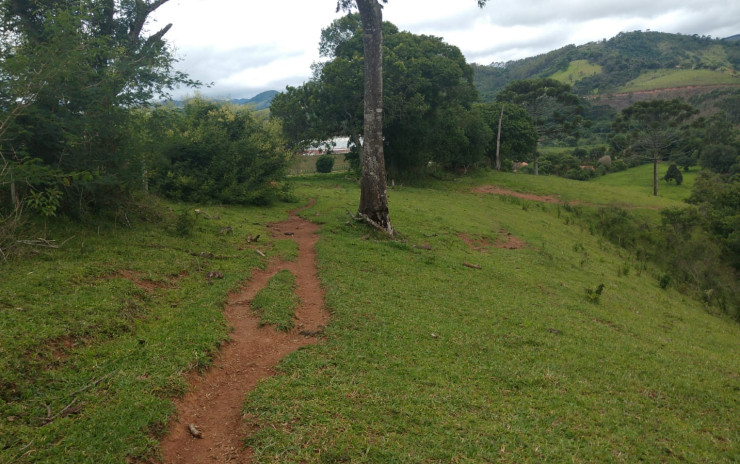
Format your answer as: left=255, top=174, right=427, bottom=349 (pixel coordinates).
left=1, top=171, right=739, bottom=463
left=618, top=68, right=740, bottom=93
left=473, top=30, right=740, bottom=112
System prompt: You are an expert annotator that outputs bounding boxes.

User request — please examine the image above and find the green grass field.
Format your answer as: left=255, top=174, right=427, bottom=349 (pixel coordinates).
left=618, top=68, right=740, bottom=93
left=590, top=162, right=699, bottom=201
left=1, top=169, right=738, bottom=463
left=549, top=59, right=602, bottom=85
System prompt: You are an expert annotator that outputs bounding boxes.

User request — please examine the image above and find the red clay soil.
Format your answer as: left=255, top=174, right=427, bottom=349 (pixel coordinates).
left=159, top=201, right=328, bottom=464
left=458, top=228, right=527, bottom=252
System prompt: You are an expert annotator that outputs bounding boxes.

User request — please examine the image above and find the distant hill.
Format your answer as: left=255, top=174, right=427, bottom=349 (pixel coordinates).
left=230, top=90, right=279, bottom=110
left=168, top=90, right=279, bottom=111
left=473, top=30, right=740, bottom=116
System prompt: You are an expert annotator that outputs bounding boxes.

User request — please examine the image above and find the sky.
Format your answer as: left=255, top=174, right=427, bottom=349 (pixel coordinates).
left=150, top=0, right=740, bottom=100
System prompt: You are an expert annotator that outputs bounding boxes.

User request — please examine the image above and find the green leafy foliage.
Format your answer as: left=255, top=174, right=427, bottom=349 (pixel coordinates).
left=663, top=164, right=684, bottom=185
left=474, top=102, right=537, bottom=168
left=584, top=283, right=605, bottom=303
left=687, top=171, right=740, bottom=271
left=700, top=144, right=739, bottom=174
left=272, top=14, right=490, bottom=176
left=497, top=78, right=584, bottom=144
left=611, top=99, right=698, bottom=195
left=0, top=0, right=198, bottom=216
left=315, top=155, right=335, bottom=173
left=143, top=98, right=290, bottom=205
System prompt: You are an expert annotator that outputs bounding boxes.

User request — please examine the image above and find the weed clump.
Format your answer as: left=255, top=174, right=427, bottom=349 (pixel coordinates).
left=176, top=210, right=197, bottom=237
left=585, top=283, right=605, bottom=303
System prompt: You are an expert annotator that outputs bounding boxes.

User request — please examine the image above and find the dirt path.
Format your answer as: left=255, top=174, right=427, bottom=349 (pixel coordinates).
left=160, top=201, right=328, bottom=464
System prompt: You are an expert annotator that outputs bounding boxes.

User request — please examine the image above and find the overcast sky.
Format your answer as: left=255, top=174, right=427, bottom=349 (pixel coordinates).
left=150, top=0, right=740, bottom=100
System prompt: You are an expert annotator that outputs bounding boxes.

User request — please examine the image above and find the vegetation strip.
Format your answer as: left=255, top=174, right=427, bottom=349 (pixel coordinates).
left=251, top=270, right=300, bottom=331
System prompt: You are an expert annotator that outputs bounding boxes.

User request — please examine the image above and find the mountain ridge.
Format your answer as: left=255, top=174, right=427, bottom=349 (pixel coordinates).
left=473, top=30, right=740, bottom=103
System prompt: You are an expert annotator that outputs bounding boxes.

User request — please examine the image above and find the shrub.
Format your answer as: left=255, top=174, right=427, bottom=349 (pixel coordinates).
left=315, top=155, right=335, bottom=173
left=148, top=99, right=290, bottom=205
left=700, top=144, right=738, bottom=174
left=664, top=164, right=684, bottom=185
left=176, top=210, right=196, bottom=237
left=611, top=159, right=629, bottom=172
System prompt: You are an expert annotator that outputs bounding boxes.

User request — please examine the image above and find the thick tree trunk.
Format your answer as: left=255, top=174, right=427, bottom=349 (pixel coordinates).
left=495, top=103, right=504, bottom=171
left=356, top=0, right=393, bottom=235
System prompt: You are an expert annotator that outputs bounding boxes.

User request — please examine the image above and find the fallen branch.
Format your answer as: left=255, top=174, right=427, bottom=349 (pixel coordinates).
left=70, top=372, right=114, bottom=397
left=462, top=262, right=482, bottom=270
left=17, top=238, right=59, bottom=248
left=40, top=397, right=79, bottom=426
left=255, top=249, right=266, bottom=257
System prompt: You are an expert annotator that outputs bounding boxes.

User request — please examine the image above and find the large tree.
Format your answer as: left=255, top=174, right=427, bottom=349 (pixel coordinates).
left=335, top=0, right=488, bottom=235
left=0, top=0, right=194, bottom=214
left=496, top=78, right=583, bottom=175
left=273, top=15, right=485, bottom=174
left=611, top=99, right=697, bottom=196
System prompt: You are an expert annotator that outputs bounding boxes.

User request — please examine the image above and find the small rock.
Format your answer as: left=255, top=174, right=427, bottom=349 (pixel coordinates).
left=187, top=423, right=203, bottom=439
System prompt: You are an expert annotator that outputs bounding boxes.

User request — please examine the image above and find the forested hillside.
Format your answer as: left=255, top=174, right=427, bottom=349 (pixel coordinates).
left=474, top=30, right=740, bottom=112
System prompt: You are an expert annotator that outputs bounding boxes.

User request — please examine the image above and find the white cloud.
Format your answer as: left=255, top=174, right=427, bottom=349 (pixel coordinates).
left=151, top=0, right=740, bottom=99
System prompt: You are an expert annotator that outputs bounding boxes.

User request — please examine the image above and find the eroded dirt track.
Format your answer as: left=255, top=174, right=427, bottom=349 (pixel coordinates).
left=160, top=203, right=327, bottom=464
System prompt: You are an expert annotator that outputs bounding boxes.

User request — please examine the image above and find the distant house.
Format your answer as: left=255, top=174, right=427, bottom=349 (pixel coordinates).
left=302, top=137, right=351, bottom=156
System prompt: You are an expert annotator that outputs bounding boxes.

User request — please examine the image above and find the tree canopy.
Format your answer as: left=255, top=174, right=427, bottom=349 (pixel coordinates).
left=273, top=14, right=498, bottom=176
left=496, top=78, right=583, bottom=174
left=611, top=99, right=697, bottom=195
left=0, top=0, right=196, bottom=215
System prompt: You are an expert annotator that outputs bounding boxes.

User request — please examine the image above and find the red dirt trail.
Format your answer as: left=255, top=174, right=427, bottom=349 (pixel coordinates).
left=160, top=201, right=328, bottom=464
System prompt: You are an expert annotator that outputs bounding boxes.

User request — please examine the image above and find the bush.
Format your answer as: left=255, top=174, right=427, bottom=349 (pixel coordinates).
left=700, top=144, right=738, bottom=174
left=315, top=155, right=335, bottom=173
left=664, top=164, right=684, bottom=185
left=148, top=99, right=290, bottom=205
left=611, top=158, right=629, bottom=172
left=175, top=210, right=196, bottom=237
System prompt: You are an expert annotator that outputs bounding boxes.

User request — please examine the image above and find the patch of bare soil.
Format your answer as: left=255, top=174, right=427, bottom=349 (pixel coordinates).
left=493, top=228, right=527, bottom=250
left=458, top=233, right=494, bottom=252
left=472, top=185, right=564, bottom=204
left=159, top=201, right=328, bottom=464
left=458, top=227, right=527, bottom=252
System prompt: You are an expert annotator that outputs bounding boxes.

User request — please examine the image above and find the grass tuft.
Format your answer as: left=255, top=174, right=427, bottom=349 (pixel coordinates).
left=251, top=270, right=299, bottom=331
